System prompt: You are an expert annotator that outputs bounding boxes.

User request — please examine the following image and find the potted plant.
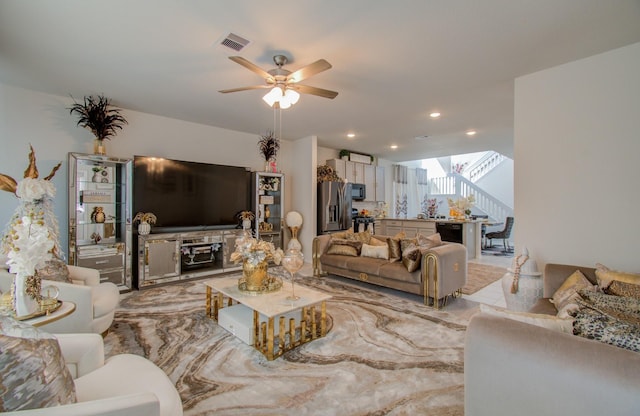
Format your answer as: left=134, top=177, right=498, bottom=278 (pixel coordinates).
left=339, top=149, right=350, bottom=160
left=69, top=95, right=128, bottom=155
left=257, top=130, right=280, bottom=172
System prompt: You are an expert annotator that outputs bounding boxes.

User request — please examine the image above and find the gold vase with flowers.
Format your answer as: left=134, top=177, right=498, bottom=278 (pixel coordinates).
left=230, top=231, right=284, bottom=293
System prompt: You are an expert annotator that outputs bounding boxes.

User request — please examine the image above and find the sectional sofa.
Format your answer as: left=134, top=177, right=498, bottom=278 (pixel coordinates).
left=465, top=263, right=640, bottom=416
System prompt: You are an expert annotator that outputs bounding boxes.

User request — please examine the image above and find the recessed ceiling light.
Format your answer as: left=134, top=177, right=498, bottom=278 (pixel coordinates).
left=466, top=130, right=477, bottom=136
left=430, top=112, right=441, bottom=118
left=347, top=133, right=355, bottom=138
left=390, top=145, right=398, bottom=149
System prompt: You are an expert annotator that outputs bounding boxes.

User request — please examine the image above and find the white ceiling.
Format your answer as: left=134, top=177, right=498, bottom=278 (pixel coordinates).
left=1, top=1, right=639, bottom=162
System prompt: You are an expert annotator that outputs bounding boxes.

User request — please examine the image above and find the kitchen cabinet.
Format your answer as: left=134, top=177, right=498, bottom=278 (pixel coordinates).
left=375, top=166, right=385, bottom=202
left=364, top=165, right=375, bottom=201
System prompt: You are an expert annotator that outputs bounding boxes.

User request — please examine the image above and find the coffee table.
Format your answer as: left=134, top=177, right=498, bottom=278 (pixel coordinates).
left=205, top=275, right=332, bottom=360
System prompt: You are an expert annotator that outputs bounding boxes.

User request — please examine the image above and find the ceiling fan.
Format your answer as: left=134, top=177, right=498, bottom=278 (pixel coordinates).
left=219, top=55, right=338, bottom=108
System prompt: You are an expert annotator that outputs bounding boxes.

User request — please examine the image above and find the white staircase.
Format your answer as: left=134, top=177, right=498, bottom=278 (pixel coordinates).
left=429, top=172, right=513, bottom=221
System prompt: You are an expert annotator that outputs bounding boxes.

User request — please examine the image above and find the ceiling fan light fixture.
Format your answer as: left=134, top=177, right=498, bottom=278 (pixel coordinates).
left=263, top=86, right=283, bottom=106
left=284, top=89, right=300, bottom=105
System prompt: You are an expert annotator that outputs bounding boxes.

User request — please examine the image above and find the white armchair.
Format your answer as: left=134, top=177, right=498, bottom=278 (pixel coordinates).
left=0, top=265, right=120, bottom=335
left=2, top=333, right=183, bottom=416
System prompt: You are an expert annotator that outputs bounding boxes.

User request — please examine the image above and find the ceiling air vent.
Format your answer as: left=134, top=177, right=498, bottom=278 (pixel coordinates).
left=219, top=33, right=250, bottom=52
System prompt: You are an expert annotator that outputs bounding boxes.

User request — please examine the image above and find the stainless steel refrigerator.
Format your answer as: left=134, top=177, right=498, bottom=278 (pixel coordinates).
left=317, top=181, right=352, bottom=234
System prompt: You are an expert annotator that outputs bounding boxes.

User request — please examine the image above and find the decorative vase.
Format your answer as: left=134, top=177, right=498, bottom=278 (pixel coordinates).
left=13, top=273, right=40, bottom=317
left=92, top=172, right=100, bottom=182
left=243, top=259, right=268, bottom=291
left=501, top=247, right=543, bottom=311
left=242, top=219, right=252, bottom=231
left=138, top=221, right=151, bottom=235
left=93, top=139, right=107, bottom=155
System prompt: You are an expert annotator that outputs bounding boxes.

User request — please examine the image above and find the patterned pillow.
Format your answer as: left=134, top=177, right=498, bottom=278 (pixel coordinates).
left=551, top=270, right=597, bottom=318
left=387, top=238, right=402, bottom=263
left=400, top=238, right=418, bottom=253
left=401, top=244, right=422, bottom=272
left=0, top=315, right=77, bottom=411
left=361, top=243, right=389, bottom=260
left=352, top=230, right=372, bottom=245
left=37, top=258, right=73, bottom=284
left=576, top=289, right=640, bottom=323
left=330, top=228, right=354, bottom=240
left=605, top=280, right=640, bottom=299
left=368, top=236, right=387, bottom=247
left=573, top=307, right=640, bottom=353
left=326, top=238, right=363, bottom=257
left=416, top=232, right=443, bottom=249
left=595, top=263, right=640, bottom=290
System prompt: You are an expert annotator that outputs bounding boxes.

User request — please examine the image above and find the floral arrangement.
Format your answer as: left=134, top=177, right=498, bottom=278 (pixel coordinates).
left=238, top=211, right=255, bottom=221
left=447, top=195, right=475, bottom=211
left=133, top=212, right=157, bottom=224
left=0, top=146, right=62, bottom=309
left=447, top=195, right=475, bottom=218
left=257, top=130, right=280, bottom=162
left=230, top=231, right=283, bottom=267
left=317, top=165, right=342, bottom=183
left=425, top=198, right=441, bottom=217
left=68, top=94, right=128, bottom=141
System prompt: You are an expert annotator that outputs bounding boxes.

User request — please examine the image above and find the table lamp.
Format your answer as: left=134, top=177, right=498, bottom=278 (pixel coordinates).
left=285, top=211, right=303, bottom=251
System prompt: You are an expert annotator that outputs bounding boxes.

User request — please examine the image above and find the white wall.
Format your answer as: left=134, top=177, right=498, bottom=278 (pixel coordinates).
left=514, top=42, right=640, bottom=271
left=475, top=158, right=514, bottom=208
left=0, top=83, right=304, bottom=258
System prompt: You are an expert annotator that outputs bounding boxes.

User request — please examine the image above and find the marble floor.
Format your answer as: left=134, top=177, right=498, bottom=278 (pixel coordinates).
left=462, top=253, right=510, bottom=308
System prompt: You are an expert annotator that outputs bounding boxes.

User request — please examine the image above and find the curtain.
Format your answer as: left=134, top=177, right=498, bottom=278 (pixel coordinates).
left=392, top=166, right=430, bottom=218
left=416, top=168, right=430, bottom=215
left=392, top=165, right=408, bottom=218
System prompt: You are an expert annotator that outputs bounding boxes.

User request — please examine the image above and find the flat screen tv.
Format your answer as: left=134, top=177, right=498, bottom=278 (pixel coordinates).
left=133, top=156, right=251, bottom=231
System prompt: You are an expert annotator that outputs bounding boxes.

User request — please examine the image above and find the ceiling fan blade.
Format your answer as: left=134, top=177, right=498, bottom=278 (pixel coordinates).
left=228, top=56, right=274, bottom=82
left=293, top=84, right=339, bottom=99
left=218, top=85, right=272, bottom=93
left=287, top=59, right=332, bottom=83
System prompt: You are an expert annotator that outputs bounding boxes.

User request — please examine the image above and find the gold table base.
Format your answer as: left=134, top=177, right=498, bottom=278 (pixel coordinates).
left=206, top=286, right=329, bottom=361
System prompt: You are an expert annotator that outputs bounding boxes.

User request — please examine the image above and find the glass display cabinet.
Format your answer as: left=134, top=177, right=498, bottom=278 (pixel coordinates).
left=68, top=153, right=133, bottom=291
left=252, top=172, right=284, bottom=250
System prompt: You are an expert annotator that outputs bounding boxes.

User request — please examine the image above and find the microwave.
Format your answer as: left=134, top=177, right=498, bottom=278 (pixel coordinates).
left=351, top=183, right=366, bottom=200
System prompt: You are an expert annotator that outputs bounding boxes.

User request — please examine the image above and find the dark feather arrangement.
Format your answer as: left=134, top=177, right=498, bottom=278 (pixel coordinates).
left=69, top=95, right=128, bottom=140
left=257, top=130, right=280, bottom=161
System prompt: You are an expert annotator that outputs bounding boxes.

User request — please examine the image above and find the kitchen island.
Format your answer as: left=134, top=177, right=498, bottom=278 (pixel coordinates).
left=379, top=218, right=482, bottom=259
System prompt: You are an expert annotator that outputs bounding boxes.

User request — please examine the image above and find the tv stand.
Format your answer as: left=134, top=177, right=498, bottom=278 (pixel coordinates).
left=137, top=228, right=243, bottom=289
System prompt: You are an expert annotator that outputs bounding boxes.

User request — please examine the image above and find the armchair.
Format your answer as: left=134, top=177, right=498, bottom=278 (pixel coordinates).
left=2, top=333, right=183, bottom=416
left=0, top=265, right=119, bottom=335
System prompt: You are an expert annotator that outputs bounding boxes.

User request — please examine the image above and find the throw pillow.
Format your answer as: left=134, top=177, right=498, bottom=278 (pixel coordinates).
left=401, top=244, right=421, bottom=272
left=37, top=257, right=73, bottom=284
left=361, top=243, right=389, bottom=260
left=387, top=237, right=402, bottom=263
left=330, top=228, right=354, bottom=240
left=352, top=230, right=372, bottom=245
left=605, top=280, right=640, bottom=299
left=479, top=304, right=574, bottom=334
left=416, top=232, right=443, bottom=249
left=326, top=238, right=363, bottom=257
left=595, top=263, right=640, bottom=290
left=400, top=238, right=418, bottom=253
left=573, top=306, right=640, bottom=353
left=368, top=236, right=387, bottom=247
left=0, top=315, right=77, bottom=412
left=551, top=269, right=597, bottom=318
left=576, top=289, right=640, bottom=323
